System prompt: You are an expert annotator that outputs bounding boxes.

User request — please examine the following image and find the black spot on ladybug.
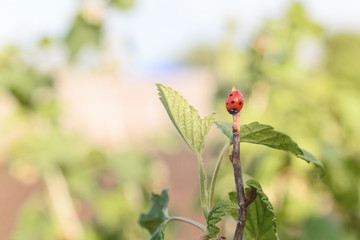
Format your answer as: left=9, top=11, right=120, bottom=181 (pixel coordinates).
left=239, top=102, right=242, bottom=105
left=230, top=94, right=233, bottom=96
left=226, top=102, right=228, bottom=105
left=231, top=100, right=235, bottom=104
left=232, top=108, right=237, bottom=111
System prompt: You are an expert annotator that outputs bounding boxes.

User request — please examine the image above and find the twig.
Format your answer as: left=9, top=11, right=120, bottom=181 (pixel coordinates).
left=232, top=112, right=246, bottom=240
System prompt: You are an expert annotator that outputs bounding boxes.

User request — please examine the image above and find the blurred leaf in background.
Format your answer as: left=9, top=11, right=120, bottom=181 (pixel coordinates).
left=110, top=0, right=135, bottom=10
left=65, top=0, right=136, bottom=61
left=0, top=46, right=53, bottom=109
left=65, top=12, right=103, bottom=60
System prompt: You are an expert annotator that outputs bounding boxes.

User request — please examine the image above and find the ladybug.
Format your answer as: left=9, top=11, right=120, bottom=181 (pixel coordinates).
left=225, top=90, right=244, bottom=114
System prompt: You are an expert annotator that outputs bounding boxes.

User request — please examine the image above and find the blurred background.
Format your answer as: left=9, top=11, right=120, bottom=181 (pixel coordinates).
left=1, top=0, right=360, bottom=239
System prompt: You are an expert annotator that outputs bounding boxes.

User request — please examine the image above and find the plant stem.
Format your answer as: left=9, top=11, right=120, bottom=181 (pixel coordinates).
left=165, top=216, right=208, bottom=234
left=209, top=141, right=231, bottom=210
left=43, top=168, right=84, bottom=240
left=197, top=154, right=209, bottom=219
left=232, top=113, right=246, bottom=240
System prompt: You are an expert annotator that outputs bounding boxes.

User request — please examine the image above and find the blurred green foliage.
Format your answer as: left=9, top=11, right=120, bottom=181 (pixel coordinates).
left=0, top=1, right=359, bottom=240
left=110, top=0, right=135, bottom=10
left=14, top=148, right=155, bottom=240
left=64, top=0, right=135, bottom=60
left=65, top=13, right=102, bottom=60
left=0, top=1, right=158, bottom=240
left=0, top=46, right=53, bottom=109
left=0, top=41, right=153, bottom=239
left=326, top=33, right=360, bottom=88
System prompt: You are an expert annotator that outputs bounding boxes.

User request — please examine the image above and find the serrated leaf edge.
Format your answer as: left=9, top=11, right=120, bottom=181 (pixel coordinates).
left=157, top=84, right=215, bottom=155
left=139, top=189, right=169, bottom=234
left=206, top=200, right=239, bottom=236
left=245, top=179, right=279, bottom=240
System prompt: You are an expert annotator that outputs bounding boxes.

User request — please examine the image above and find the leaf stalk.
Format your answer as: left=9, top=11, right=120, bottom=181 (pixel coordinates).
left=209, top=141, right=231, bottom=210
left=197, top=154, right=209, bottom=218
left=165, top=216, right=208, bottom=234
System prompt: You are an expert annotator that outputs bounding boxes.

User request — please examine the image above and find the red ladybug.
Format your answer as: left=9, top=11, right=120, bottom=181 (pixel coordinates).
left=226, top=90, right=244, bottom=114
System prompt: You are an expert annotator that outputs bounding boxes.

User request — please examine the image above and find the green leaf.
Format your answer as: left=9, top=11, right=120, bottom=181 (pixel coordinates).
left=297, top=148, right=323, bottom=170
left=244, top=180, right=279, bottom=240
left=229, top=180, right=279, bottom=240
left=215, top=121, right=324, bottom=170
left=241, top=122, right=301, bottom=154
left=157, top=84, right=215, bottom=155
left=207, top=200, right=239, bottom=236
left=139, top=189, right=169, bottom=234
left=228, top=192, right=238, bottom=220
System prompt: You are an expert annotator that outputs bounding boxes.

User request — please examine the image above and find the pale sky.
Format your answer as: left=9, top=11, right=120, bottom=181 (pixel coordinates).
left=1, top=0, right=360, bottom=66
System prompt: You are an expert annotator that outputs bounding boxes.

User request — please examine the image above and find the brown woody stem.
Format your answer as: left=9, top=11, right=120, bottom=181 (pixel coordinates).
left=232, top=112, right=246, bottom=240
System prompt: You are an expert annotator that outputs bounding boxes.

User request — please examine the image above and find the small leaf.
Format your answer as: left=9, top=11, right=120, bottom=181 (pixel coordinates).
left=207, top=200, right=239, bottom=236
left=244, top=180, right=279, bottom=240
left=157, top=84, right=215, bottom=155
left=215, top=121, right=324, bottom=170
left=139, top=189, right=169, bottom=234
left=228, top=192, right=238, bottom=220
left=229, top=180, right=279, bottom=240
